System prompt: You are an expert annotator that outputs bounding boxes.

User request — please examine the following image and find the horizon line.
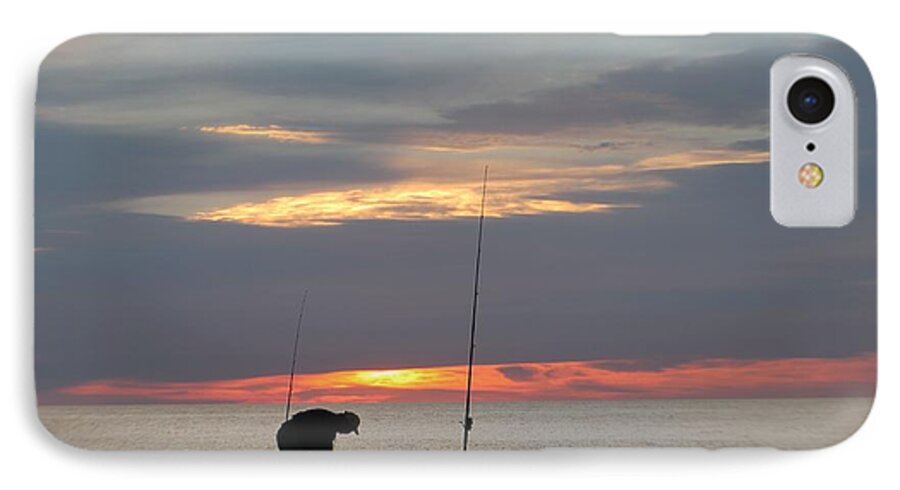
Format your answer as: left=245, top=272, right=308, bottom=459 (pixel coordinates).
left=39, top=352, right=876, bottom=406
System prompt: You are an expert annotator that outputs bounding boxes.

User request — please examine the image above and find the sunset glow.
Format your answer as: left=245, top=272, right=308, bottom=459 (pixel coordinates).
left=45, top=353, right=876, bottom=405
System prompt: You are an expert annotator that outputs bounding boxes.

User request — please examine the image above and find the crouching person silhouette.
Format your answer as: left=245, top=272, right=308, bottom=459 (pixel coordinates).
left=277, top=408, right=361, bottom=450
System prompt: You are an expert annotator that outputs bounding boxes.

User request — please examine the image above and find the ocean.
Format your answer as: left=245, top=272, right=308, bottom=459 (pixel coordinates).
left=38, top=398, right=872, bottom=450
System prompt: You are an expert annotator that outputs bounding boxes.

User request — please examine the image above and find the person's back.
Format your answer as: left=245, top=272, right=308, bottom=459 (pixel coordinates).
left=276, top=408, right=360, bottom=450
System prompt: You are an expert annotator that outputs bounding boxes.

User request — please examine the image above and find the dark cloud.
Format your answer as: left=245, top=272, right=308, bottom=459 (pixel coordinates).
left=586, top=359, right=692, bottom=373
left=568, top=140, right=650, bottom=152
left=439, top=52, right=775, bottom=134
left=165, top=61, right=453, bottom=102
left=35, top=122, right=401, bottom=211
left=497, top=366, right=539, bottom=382
left=38, top=39, right=473, bottom=107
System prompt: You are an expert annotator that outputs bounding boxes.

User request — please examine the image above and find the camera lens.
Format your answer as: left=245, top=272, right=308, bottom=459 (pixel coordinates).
left=788, top=77, right=835, bottom=124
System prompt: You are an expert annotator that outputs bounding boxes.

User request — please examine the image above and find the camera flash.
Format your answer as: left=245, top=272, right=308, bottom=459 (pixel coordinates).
left=798, top=162, right=824, bottom=189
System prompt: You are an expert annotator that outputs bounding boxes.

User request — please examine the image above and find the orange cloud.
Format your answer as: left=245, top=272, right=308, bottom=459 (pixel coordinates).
left=45, top=353, right=875, bottom=405
left=186, top=169, right=670, bottom=228
left=199, top=124, right=333, bottom=144
left=188, top=185, right=619, bottom=228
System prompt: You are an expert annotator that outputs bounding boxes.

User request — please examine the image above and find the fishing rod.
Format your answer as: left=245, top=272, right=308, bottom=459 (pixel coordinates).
left=284, top=289, right=310, bottom=422
left=462, top=166, right=488, bottom=451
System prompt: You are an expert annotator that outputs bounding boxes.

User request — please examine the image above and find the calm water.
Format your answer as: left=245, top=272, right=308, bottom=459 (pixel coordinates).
left=38, top=398, right=872, bottom=450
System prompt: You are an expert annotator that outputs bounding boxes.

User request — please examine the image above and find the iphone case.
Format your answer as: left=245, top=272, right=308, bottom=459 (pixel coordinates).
left=34, top=34, right=876, bottom=450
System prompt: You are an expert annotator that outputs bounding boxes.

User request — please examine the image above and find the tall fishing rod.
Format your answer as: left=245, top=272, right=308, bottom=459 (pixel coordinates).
left=284, top=289, right=309, bottom=422
left=462, top=165, right=488, bottom=451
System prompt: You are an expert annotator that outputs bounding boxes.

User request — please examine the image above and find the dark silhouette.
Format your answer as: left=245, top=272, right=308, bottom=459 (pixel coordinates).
left=277, top=408, right=360, bottom=450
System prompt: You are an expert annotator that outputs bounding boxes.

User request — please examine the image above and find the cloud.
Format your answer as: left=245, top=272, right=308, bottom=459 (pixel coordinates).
left=728, top=138, right=770, bottom=151
left=569, top=141, right=650, bottom=153
left=398, top=132, right=526, bottom=153
left=34, top=123, right=402, bottom=210
left=198, top=125, right=334, bottom=144
left=172, top=145, right=766, bottom=228
left=635, top=149, right=769, bottom=171
left=586, top=359, right=692, bottom=373
left=184, top=169, right=671, bottom=227
left=43, top=353, right=876, bottom=405
left=497, top=366, right=538, bottom=382
left=187, top=185, right=624, bottom=228
left=439, top=52, right=773, bottom=136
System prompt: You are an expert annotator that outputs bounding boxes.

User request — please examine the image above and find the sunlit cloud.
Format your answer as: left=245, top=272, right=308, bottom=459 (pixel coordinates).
left=199, top=124, right=334, bottom=144
left=46, top=353, right=875, bottom=405
left=636, top=149, right=769, bottom=171
left=188, top=185, right=614, bottom=227
left=186, top=171, right=667, bottom=228
left=106, top=142, right=765, bottom=229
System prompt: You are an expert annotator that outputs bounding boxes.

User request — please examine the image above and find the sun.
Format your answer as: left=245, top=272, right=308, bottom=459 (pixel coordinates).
left=351, top=369, right=430, bottom=388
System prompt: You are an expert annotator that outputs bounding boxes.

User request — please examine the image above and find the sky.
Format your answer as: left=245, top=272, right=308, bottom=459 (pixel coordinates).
left=35, top=35, right=877, bottom=405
